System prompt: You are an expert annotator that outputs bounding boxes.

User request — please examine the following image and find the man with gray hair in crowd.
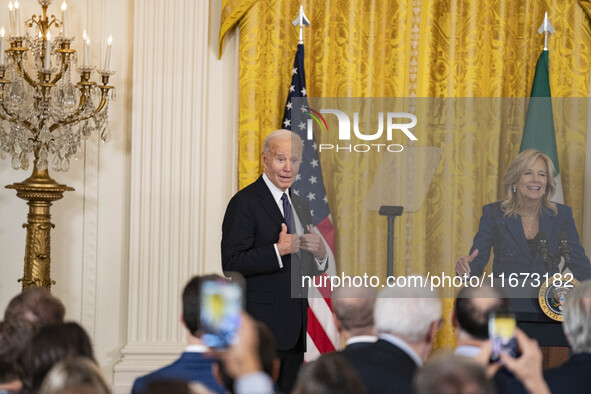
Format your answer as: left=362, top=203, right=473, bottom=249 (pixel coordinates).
left=341, top=279, right=441, bottom=394
left=332, top=285, right=377, bottom=351
left=544, top=280, right=591, bottom=393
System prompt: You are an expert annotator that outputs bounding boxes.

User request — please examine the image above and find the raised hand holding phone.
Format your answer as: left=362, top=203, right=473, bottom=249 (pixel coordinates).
left=200, top=273, right=245, bottom=349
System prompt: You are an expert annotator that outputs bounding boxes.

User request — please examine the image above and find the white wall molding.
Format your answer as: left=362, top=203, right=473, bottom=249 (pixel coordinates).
left=112, top=0, right=238, bottom=391
left=79, top=0, right=108, bottom=344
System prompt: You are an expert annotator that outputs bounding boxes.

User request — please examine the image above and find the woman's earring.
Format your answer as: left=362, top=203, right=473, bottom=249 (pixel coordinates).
left=512, top=186, right=517, bottom=193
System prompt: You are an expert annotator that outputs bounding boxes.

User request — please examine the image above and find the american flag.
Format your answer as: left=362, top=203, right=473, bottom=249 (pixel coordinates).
left=281, top=44, right=340, bottom=360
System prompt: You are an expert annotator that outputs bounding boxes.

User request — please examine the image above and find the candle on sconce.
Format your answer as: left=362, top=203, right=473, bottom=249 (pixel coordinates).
left=61, top=1, right=68, bottom=37
left=0, top=27, right=5, bottom=66
left=83, top=31, right=89, bottom=66
left=8, top=2, right=14, bottom=36
left=103, top=35, right=112, bottom=70
left=14, top=0, right=21, bottom=36
left=44, top=32, right=51, bottom=70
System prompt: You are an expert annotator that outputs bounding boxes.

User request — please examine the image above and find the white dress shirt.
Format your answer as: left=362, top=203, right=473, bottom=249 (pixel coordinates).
left=454, top=344, right=481, bottom=358
left=185, top=344, right=208, bottom=353
left=345, top=335, right=378, bottom=347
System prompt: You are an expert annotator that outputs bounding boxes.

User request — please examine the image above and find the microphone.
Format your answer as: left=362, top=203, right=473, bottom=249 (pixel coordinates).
left=558, top=230, right=571, bottom=274
left=536, top=232, right=553, bottom=274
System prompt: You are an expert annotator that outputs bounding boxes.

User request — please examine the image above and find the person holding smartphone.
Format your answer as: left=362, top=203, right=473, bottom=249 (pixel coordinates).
left=131, top=275, right=225, bottom=394
left=475, top=328, right=551, bottom=394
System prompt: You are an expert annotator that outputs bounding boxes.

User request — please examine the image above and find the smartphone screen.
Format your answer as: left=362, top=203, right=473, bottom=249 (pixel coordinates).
left=200, top=277, right=243, bottom=348
left=488, top=312, right=517, bottom=362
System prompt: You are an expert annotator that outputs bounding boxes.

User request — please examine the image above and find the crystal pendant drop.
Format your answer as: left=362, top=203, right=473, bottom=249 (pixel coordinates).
left=11, top=154, right=21, bottom=169
left=38, top=146, right=49, bottom=170
left=51, top=153, right=62, bottom=171
left=19, top=151, right=29, bottom=170
left=100, top=127, right=111, bottom=143
left=59, top=144, right=68, bottom=159
left=63, top=83, right=76, bottom=108
left=39, top=126, right=51, bottom=144
left=12, top=142, right=21, bottom=155
left=38, top=157, right=48, bottom=170
left=81, top=122, right=92, bottom=139
left=9, top=79, right=25, bottom=102
left=73, top=147, right=83, bottom=160
left=57, top=86, right=65, bottom=105
left=61, top=157, right=69, bottom=171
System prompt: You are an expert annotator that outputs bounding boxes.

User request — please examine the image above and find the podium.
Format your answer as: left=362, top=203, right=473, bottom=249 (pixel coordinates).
left=512, top=300, right=571, bottom=369
left=515, top=311, right=568, bottom=347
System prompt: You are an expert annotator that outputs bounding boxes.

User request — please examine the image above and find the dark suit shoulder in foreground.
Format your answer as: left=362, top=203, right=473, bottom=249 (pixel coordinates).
left=131, top=352, right=224, bottom=394
left=340, top=339, right=418, bottom=394
left=543, top=353, right=591, bottom=394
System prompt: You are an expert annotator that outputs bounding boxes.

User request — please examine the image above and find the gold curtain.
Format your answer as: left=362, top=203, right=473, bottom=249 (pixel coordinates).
left=220, top=0, right=591, bottom=350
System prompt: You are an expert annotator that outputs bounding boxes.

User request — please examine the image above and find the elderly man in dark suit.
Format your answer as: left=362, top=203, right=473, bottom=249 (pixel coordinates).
left=544, top=280, right=591, bottom=394
left=332, top=285, right=377, bottom=351
left=221, top=129, right=328, bottom=393
left=341, top=282, right=441, bottom=394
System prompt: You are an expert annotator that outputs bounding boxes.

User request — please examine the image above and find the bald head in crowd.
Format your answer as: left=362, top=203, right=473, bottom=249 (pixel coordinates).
left=332, top=286, right=377, bottom=342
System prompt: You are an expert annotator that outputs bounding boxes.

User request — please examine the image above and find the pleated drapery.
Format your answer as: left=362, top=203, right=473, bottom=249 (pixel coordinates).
left=220, top=0, right=591, bottom=349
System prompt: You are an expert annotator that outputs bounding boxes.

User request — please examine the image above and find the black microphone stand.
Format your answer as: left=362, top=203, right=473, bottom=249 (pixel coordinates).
left=379, top=206, right=403, bottom=277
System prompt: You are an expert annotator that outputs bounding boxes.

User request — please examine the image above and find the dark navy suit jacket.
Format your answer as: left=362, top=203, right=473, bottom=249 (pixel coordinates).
left=131, top=351, right=224, bottom=394
left=500, top=353, right=591, bottom=394
left=468, top=201, right=591, bottom=282
left=544, top=353, right=591, bottom=394
left=221, top=176, right=327, bottom=351
left=340, top=338, right=418, bottom=394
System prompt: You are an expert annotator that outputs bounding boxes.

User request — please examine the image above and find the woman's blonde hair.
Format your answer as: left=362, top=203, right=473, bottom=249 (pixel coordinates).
left=501, top=149, right=557, bottom=217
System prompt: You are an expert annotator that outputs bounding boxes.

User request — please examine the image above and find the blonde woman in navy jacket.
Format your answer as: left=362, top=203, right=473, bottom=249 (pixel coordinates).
left=455, top=149, right=591, bottom=297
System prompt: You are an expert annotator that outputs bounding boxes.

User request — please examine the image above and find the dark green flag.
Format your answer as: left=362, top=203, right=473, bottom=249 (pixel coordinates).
left=520, top=50, right=563, bottom=201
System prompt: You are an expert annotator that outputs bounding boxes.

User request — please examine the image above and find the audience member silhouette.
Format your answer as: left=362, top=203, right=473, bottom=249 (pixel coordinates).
left=38, top=356, right=111, bottom=394
left=19, top=322, right=96, bottom=394
left=4, top=287, right=65, bottom=329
